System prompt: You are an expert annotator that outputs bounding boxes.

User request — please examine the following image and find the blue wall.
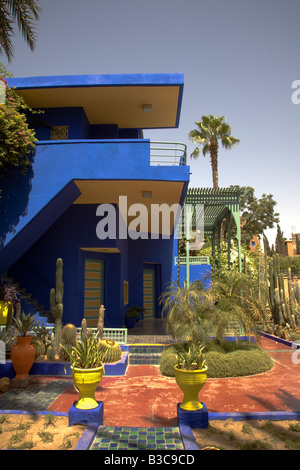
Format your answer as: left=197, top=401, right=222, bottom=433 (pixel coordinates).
left=8, top=203, right=177, bottom=327
left=0, top=139, right=189, bottom=274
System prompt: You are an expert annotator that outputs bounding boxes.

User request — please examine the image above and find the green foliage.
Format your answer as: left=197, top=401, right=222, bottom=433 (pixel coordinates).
left=12, top=312, right=39, bottom=336
left=159, top=281, right=208, bottom=342
left=189, top=114, right=240, bottom=189
left=160, top=341, right=273, bottom=378
left=0, top=78, right=37, bottom=178
left=174, top=340, right=206, bottom=370
left=200, top=237, right=259, bottom=277
left=275, top=224, right=287, bottom=256
left=61, top=335, right=108, bottom=370
left=125, top=305, right=144, bottom=319
left=279, top=256, right=300, bottom=272
left=203, top=271, right=268, bottom=342
left=0, top=2, right=41, bottom=62
left=159, top=345, right=178, bottom=377
left=205, top=348, right=273, bottom=378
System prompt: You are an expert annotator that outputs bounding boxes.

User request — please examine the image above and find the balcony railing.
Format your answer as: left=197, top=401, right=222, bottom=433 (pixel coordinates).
left=174, top=256, right=210, bottom=265
left=150, top=141, right=187, bottom=166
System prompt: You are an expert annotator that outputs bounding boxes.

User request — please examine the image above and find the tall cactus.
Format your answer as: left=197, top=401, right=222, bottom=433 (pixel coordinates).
left=50, top=258, right=64, bottom=354
left=97, top=305, right=105, bottom=339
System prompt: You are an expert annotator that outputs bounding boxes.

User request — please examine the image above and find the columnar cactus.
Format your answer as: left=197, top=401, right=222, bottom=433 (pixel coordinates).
left=59, top=323, right=78, bottom=360
left=97, top=305, right=105, bottom=339
left=50, top=258, right=64, bottom=354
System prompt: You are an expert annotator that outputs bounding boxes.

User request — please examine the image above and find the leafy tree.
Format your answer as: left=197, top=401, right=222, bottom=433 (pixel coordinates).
left=229, top=185, right=280, bottom=246
left=189, top=114, right=240, bottom=189
left=0, top=74, right=37, bottom=178
left=0, top=0, right=41, bottom=62
left=275, top=224, right=287, bottom=256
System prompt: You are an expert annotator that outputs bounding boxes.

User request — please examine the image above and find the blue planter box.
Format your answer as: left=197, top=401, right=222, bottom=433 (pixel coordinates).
left=0, top=350, right=129, bottom=378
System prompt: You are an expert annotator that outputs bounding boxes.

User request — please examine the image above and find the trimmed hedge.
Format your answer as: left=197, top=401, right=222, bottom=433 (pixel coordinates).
left=159, top=341, right=273, bottom=378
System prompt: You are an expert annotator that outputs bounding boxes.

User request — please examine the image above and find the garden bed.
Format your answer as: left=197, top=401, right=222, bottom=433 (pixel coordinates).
left=159, top=340, right=274, bottom=378
left=0, top=413, right=86, bottom=450
left=193, top=419, right=300, bottom=450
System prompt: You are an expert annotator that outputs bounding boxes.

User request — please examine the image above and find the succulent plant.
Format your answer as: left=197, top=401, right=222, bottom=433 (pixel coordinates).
left=100, top=339, right=122, bottom=363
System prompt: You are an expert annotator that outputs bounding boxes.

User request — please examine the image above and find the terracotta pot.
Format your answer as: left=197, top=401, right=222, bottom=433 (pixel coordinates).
left=11, top=336, right=36, bottom=379
left=174, top=364, right=208, bottom=411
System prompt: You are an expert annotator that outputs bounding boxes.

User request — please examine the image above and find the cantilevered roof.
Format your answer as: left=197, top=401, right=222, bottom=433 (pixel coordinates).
left=7, top=73, right=184, bottom=129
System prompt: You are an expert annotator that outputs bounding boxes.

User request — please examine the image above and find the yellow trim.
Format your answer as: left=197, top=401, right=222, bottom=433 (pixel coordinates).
left=17, top=85, right=180, bottom=129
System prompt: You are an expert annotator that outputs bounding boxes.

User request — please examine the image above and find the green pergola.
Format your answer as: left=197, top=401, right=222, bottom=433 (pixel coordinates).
left=178, top=187, right=241, bottom=281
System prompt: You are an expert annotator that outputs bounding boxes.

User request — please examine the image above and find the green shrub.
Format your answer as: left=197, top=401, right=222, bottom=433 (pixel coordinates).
left=159, top=345, right=178, bottom=377
left=159, top=341, right=273, bottom=378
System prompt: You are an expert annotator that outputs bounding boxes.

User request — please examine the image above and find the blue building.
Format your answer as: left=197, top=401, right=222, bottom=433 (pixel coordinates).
left=0, top=73, right=190, bottom=328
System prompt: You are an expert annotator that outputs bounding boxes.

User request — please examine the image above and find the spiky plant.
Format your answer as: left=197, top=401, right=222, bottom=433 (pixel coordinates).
left=13, top=312, right=39, bottom=337
left=159, top=280, right=210, bottom=342
left=61, top=335, right=108, bottom=370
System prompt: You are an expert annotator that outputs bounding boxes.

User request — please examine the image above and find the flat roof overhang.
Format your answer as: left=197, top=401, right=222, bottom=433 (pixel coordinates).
left=7, top=73, right=184, bottom=129
left=74, top=179, right=185, bottom=237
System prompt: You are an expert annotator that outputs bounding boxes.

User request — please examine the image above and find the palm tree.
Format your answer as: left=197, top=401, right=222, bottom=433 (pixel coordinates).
left=159, top=280, right=212, bottom=342
left=189, top=114, right=240, bottom=189
left=0, top=0, right=41, bottom=62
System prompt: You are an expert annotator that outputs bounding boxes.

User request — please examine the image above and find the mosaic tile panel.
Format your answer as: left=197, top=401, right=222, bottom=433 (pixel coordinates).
left=0, top=380, right=70, bottom=411
left=90, top=426, right=184, bottom=450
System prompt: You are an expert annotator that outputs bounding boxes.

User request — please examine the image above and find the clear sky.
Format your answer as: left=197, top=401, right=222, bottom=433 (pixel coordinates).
left=2, top=0, right=300, bottom=246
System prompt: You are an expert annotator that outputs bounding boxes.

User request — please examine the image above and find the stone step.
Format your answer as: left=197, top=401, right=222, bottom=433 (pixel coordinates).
left=129, top=353, right=161, bottom=365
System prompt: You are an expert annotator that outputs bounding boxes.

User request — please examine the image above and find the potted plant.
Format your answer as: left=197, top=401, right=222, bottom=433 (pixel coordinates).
left=11, top=312, right=39, bottom=379
left=0, top=281, right=20, bottom=330
left=61, top=335, right=108, bottom=410
left=124, top=305, right=144, bottom=328
left=174, top=340, right=208, bottom=411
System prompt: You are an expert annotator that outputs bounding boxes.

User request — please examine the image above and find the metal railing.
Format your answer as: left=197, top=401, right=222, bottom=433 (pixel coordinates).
left=44, top=326, right=128, bottom=345
left=174, top=256, right=210, bottom=265
left=150, top=142, right=187, bottom=166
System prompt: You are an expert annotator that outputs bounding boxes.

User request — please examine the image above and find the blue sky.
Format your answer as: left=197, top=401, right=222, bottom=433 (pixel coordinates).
left=2, top=0, right=300, bottom=246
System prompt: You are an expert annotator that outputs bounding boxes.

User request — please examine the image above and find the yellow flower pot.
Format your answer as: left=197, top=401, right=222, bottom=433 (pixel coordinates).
left=174, top=364, right=208, bottom=411
left=0, top=301, right=9, bottom=325
left=71, top=365, right=104, bottom=410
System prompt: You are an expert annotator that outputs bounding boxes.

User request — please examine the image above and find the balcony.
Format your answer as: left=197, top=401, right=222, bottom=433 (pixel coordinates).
left=36, top=139, right=187, bottom=167
left=150, top=142, right=187, bottom=166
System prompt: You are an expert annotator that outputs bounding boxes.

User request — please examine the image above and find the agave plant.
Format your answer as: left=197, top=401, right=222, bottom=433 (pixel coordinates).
left=175, top=341, right=206, bottom=370
left=13, top=312, right=39, bottom=337
left=61, top=335, right=108, bottom=369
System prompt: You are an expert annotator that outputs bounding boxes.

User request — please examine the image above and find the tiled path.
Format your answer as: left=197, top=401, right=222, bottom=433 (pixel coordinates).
left=0, top=380, right=70, bottom=411
left=90, top=426, right=184, bottom=450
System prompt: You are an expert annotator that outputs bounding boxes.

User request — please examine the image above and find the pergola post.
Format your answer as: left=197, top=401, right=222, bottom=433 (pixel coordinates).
left=227, top=212, right=231, bottom=272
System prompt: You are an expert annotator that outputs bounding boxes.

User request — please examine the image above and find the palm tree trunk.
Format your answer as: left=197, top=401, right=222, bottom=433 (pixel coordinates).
left=209, top=138, right=219, bottom=189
